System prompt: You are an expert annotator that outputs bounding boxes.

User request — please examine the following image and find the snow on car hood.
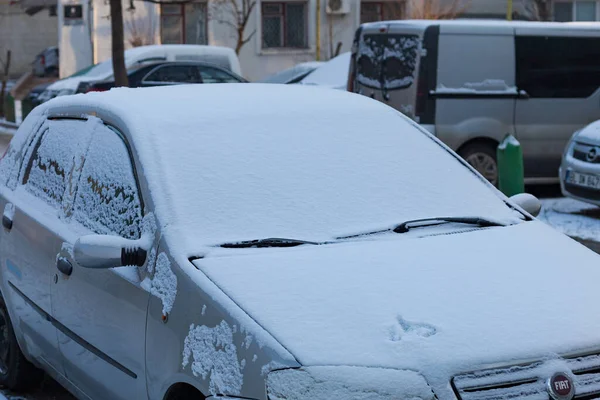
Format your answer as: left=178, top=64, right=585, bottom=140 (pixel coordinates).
left=300, top=52, right=350, bottom=89
left=194, top=221, right=600, bottom=398
left=573, top=119, right=600, bottom=145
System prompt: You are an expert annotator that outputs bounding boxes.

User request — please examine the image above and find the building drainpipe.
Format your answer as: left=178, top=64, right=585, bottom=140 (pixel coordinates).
left=506, top=0, right=513, bottom=20
left=316, top=0, right=321, bottom=61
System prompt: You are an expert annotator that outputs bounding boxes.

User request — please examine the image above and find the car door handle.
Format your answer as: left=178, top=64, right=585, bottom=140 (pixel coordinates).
left=56, top=257, right=73, bottom=276
left=2, top=203, right=14, bottom=231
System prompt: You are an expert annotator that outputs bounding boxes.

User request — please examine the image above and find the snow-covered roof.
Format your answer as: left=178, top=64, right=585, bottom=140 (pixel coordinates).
left=43, top=84, right=521, bottom=253
left=363, top=18, right=600, bottom=34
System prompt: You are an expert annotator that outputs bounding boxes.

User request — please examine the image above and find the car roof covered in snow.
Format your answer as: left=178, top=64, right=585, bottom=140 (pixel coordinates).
left=362, top=19, right=600, bottom=35
left=40, top=84, right=521, bottom=253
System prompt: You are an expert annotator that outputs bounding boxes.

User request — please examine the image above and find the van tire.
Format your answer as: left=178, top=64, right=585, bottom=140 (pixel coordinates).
left=459, top=142, right=498, bottom=186
left=0, top=296, right=43, bottom=391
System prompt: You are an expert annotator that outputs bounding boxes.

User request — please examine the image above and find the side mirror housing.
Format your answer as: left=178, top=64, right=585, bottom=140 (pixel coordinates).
left=509, top=193, right=541, bottom=217
left=73, top=234, right=147, bottom=269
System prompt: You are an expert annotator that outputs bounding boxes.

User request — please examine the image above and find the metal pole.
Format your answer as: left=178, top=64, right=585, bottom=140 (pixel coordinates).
left=316, top=0, right=321, bottom=61
left=506, top=0, right=513, bottom=20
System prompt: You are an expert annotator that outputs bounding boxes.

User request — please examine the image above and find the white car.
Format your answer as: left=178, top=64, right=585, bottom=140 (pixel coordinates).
left=300, top=52, right=350, bottom=90
left=1, top=84, right=599, bottom=400
left=37, top=44, right=242, bottom=103
left=561, top=120, right=600, bottom=205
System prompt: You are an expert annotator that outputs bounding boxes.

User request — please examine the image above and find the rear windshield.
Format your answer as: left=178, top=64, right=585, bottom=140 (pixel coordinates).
left=175, top=54, right=232, bottom=71
left=357, top=34, right=420, bottom=90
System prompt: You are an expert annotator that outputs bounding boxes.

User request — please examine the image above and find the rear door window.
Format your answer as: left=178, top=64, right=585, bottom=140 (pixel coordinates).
left=143, top=65, right=200, bottom=84
left=198, top=66, right=242, bottom=83
left=357, top=34, right=420, bottom=89
left=22, top=119, right=93, bottom=210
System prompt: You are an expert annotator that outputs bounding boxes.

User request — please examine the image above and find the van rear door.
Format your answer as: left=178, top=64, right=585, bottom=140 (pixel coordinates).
left=350, top=23, right=422, bottom=119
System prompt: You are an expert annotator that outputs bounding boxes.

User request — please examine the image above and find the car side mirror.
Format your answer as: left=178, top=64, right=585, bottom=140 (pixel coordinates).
left=509, top=193, right=541, bottom=217
left=73, top=234, right=148, bottom=269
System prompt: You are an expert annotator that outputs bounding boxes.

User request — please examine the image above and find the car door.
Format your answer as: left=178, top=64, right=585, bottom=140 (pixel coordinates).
left=141, top=64, right=201, bottom=87
left=0, top=117, right=94, bottom=378
left=514, top=31, right=600, bottom=181
left=51, top=122, right=152, bottom=400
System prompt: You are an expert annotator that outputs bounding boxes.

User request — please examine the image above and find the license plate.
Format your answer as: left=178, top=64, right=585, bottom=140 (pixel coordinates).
left=566, top=171, right=600, bottom=190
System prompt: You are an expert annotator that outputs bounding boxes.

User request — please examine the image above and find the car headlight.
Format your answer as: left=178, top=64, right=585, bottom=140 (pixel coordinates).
left=267, top=366, right=435, bottom=400
left=564, top=129, right=582, bottom=158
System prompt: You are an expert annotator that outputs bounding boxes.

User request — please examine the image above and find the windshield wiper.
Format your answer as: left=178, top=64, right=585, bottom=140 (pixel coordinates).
left=220, top=238, right=320, bottom=249
left=393, top=217, right=504, bottom=233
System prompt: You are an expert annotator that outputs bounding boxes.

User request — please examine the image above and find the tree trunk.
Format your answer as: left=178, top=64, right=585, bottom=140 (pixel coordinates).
left=0, top=50, right=11, bottom=119
left=110, top=0, right=129, bottom=87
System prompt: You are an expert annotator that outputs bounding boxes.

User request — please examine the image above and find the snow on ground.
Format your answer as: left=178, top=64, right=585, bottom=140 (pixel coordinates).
left=538, top=197, right=600, bottom=241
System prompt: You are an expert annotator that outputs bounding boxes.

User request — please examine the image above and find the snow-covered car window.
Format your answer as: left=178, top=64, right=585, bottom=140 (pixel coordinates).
left=357, top=34, right=419, bottom=90
left=72, top=125, right=142, bottom=239
left=22, top=120, right=92, bottom=210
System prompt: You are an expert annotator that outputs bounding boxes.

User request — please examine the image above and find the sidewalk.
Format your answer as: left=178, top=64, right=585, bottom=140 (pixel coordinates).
left=538, top=198, right=600, bottom=253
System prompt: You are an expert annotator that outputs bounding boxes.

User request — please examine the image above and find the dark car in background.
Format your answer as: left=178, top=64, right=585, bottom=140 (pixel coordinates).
left=32, top=47, right=59, bottom=77
left=79, top=61, right=246, bottom=93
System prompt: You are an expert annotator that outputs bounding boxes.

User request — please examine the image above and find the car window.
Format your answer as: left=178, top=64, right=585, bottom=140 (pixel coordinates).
left=144, top=65, right=200, bottom=84
left=357, top=34, right=419, bottom=89
left=198, top=66, right=241, bottom=83
left=72, top=125, right=142, bottom=239
left=516, top=35, right=600, bottom=98
left=22, top=119, right=92, bottom=210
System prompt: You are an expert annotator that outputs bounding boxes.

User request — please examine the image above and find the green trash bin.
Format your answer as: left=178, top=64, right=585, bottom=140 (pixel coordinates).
left=497, top=134, right=524, bottom=197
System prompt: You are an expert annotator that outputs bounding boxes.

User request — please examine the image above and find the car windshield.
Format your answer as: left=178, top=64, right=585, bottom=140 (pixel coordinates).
left=130, top=85, right=522, bottom=246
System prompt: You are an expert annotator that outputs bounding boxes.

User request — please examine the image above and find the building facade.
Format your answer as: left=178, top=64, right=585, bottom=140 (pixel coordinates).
left=55, top=0, right=600, bottom=81
left=0, top=0, right=58, bottom=78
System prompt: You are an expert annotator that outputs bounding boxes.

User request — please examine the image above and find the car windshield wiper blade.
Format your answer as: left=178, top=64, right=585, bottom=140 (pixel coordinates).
left=393, top=217, right=505, bottom=233
left=220, top=238, right=320, bottom=249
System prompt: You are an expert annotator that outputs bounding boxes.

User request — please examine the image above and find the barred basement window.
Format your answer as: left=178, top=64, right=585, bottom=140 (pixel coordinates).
left=262, top=2, right=308, bottom=49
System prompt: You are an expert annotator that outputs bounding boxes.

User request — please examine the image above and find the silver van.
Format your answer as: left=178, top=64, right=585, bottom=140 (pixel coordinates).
left=348, top=20, right=600, bottom=185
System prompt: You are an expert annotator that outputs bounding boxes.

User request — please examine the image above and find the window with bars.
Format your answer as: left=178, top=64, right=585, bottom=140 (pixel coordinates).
left=262, top=2, right=308, bottom=49
left=360, top=1, right=406, bottom=23
left=554, top=0, right=598, bottom=21
left=161, top=2, right=208, bottom=45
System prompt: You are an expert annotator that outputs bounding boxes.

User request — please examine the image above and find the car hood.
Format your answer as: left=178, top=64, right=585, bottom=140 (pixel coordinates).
left=574, top=120, right=600, bottom=145
left=194, top=221, right=600, bottom=394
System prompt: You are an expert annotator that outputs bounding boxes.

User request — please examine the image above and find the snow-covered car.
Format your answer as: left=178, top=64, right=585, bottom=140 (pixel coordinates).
left=258, top=61, right=323, bottom=84
left=560, top=120, right=600, bottom=205
left=299, top=52, right=351, bottom=90
left=37, top=44, right=242, bottom=103
left=1, top=84, right=600, bottom=400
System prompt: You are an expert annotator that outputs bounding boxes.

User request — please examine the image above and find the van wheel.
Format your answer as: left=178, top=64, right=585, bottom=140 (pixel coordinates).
left=460, top=143, right=498, bottom=186
left=0, top=296, right=43, bottom=391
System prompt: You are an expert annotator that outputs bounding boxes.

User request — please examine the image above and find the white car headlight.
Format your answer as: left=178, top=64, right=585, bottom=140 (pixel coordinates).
left=267, top=366, right=435, bottom=400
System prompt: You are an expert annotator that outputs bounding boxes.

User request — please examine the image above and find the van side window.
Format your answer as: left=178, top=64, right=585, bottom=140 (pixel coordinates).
left=516, top=36, right=600, bottom=98
left=357, top=34, right=419, bottom=90
left=72, top=124, right=142, bottom=239
left=22, top=119, right=91, bottom=210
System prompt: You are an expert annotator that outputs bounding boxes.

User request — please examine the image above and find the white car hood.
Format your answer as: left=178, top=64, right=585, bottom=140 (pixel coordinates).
left=574, top=120, right=600, bottom=145
left=195, top=221, right=600, bottom=395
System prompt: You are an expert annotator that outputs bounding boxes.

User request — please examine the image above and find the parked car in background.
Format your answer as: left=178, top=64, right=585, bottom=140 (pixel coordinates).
left=81, top=61, right=246, bottom=93
left=300, top=52, right=350, bottom=90
left=258, top=61, right=323, bottom=84
left=32, top=47, right=59, bottom=77
left=561, top=120, right=600, bottom=205
left=348, top=20, right=600, bottom=185
left=37, top=45, right=242, bottom=103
